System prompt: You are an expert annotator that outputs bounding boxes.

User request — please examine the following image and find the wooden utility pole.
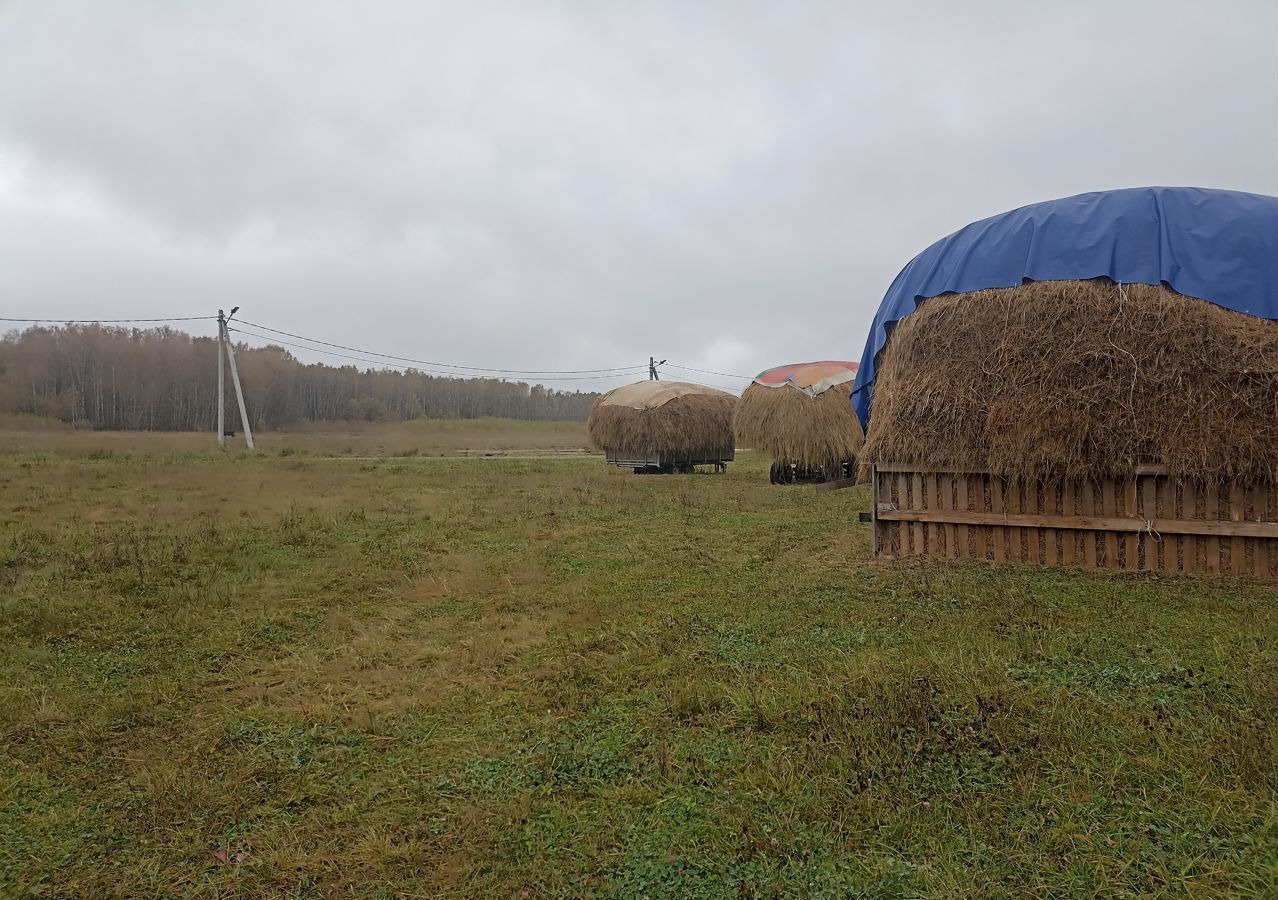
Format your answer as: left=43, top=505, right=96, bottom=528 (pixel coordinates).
left=217, top=309, right=226, bottom=447
left=217, top=307, right=254, bottom=449
left=649, top=357, right=666, bottom=380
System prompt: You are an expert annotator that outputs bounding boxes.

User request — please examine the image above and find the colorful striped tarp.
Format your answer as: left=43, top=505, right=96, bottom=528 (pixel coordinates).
left=752, top=361, right=859, bottom=397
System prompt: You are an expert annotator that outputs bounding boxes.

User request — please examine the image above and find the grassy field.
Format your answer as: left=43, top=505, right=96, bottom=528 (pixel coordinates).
left=0, top=417, right=592, bottom=458
left=1, top=425, right=1274, bottom=897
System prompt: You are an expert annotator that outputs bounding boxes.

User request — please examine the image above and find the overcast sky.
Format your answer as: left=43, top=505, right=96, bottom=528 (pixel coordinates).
left=1, top=1, right=1275, bottom=393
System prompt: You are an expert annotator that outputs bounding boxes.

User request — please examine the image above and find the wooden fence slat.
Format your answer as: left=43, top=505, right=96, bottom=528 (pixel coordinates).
left=1102, top=480, right=1119, bottom=569
left=1037, top=478, right=1058, bottom=562
left=979, top=473, right=992, bottom=560
left=1267, top=483, right=1278, bottom=577
left=1062, top=480, right=1076, bottom=565
left=956, top=475, right=969, bottom=558
left=911, top=473, right=925, bottom=557
left=871, top=469, right=882, bottom=556
left=1157, top=478, right=1170, bottom=570
left=1229, top=482, right=1246, bottom=575
left=1123, top=477, right=1138, bottom=570
left=938, top=474, right=955, bottom=558
left=1006, top=480, right=1022, bottom=562
left=1204, top=481, right=1220, bottom=574
left=894, top=470, right=904, bottom=554
left=1180, top=481, right=1197, bottom=573
left=992, top=478, right=1006, bottom=562
left=1026, top=482, right=1042, bottom=565
left=1139, top=476, right=1155, bottom=572
left=1252, top=484, right=1268, bottom=578
left=928, top=473, right=940, bottom=558
left=1081, top=481, right=1098, bottom=569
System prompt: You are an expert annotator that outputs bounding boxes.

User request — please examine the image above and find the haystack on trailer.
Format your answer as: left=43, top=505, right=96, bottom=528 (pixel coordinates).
left=851, top=186, right=1278, bottom=576
left=734, top=361, right=863, bottom=484
left=588, top=380, right=736, bottom=474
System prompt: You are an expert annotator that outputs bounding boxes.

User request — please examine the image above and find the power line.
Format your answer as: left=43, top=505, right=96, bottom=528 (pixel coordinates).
left=4, top=314, right=738, bottom=387
left=236, top=318, right=643, bottom=375
left=1, top=315, right=217, bottom=324
left=665, top=362, right=753, bottom=380
left=227, top=326, right=646, bottom=382
left=681, top=378, right=744, bottom=394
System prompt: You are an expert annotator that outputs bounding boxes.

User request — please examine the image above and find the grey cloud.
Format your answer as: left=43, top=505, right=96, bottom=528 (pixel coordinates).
left=1, top=0, right=1274, bottom=392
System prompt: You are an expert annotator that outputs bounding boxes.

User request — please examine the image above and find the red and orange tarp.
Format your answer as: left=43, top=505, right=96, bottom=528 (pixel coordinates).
left=752, top=360, right=859, bottom=398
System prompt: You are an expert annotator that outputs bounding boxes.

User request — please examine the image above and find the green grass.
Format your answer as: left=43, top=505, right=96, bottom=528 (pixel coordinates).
left=0, top=442, right=1274, bottom=897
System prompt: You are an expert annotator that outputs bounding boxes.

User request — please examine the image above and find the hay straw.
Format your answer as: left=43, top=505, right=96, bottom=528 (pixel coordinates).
left=734, top=381, right=864, bottom=472
left=587, top=382, right=735, bottom=455
left=860, top=279, right=1278, bottom=481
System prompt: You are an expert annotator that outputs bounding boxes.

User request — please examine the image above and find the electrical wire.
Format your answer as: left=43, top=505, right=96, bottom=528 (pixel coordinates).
left=662, top=374, right=744, bottom=394
left=664, top=362, right=753, bottom=381
left=1, top=315, right=217, bottom=324
left=235, top=318, right=643, bottom=375
left=227, top=326, right=646, bottom=382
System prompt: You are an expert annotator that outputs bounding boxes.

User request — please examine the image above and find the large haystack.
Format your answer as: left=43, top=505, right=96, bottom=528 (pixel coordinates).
left=588, top=380, right=735, bottom=457
left=734, top=361, right=863, bottom=478
left=860, top=279, right=1278, bottom=481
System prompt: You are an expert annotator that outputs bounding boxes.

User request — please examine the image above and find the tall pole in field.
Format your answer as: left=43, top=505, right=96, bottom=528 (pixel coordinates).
left=648, top=357, right=666, bottom=380
left=223, top=307, right=254, bottom=449
left=217, top=309, right=226, bottom=447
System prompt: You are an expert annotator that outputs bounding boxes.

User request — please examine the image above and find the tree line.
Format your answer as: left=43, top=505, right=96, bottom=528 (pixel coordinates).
left=0, top=325, right=601, bottom=430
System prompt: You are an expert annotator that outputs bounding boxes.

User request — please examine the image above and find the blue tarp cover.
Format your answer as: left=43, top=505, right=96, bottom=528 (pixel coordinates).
left=850, top=186, right=1278, bottom=429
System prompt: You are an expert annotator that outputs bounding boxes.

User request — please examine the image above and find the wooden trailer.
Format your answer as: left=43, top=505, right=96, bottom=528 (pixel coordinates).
left=605, top=447, right=733, bottom=474
left=868, top=463, right=1278, bottom=577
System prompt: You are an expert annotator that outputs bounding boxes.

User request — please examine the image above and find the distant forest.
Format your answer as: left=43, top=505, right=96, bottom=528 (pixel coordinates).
left=0, top=325, right=600, bottom=430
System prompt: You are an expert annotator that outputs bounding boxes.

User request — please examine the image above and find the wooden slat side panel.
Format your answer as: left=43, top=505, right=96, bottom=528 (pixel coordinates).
left=874, top=509, right=1278, bottom=537
left=1123, top=478, right=1138, bottom=570
left=874, top=465, right=1276, bottom=576
left=1138, top=475, right=1155, bottom=572
left=1251, top=484, right=1268, bottom=578
left=892, top=472, right=906, bottom=557
left=992, top=478, right=1006, bottom=563
left=1026, top=481, right=1042, bottom=565
left=1180, top=481, right=1196, bottom=574
left=936, top=474, right=951, bottom=558
left=1261, top=482, right=1274, bottom=578
left=1061, top=480, right=1077, bottom=565
left=877, top=470, right=888, bottom=557
left=1229, top=482, right=1245, bottom=575
left=873, top=469, right=886, bottom=557
left=911, top=473, right=925, bottom=558
left=976, top=475, right=986, bottom=559
left=1081, top=481, right=1098, bottom=569
left=922, top=474, right=935, bottom=558
left=1160, top=476, right=1172, bottom=571
left=1204, top=481, right=1220, bottom=574
left=1043, top=481, right=1058, bottom=565
left=1007, top=480, right=1017, bottom=559
left=1102, top=480, right=1119, bottom=569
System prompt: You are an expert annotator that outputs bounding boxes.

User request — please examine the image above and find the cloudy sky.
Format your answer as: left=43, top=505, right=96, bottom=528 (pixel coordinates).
left=1, top=1, right=1274, bottom=393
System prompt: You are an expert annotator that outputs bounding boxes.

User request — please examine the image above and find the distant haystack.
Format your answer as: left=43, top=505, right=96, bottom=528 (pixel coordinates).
left=734, top=361, right=863, bottom=483
left=588, top=380, right=735, bottom=473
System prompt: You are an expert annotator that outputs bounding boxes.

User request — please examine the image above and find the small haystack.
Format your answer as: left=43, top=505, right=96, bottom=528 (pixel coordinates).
left=859, top=279, right=1278, bottom=481
left=588, top=380, right=736, bottom=472
left=734, top=361, right=863, bottom=483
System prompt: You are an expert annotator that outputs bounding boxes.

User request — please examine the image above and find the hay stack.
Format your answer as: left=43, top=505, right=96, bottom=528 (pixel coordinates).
left=587, top=380, right=735, bottom=456
left=734, top=361, right=863, bottom=477
left=860, top=279, right=1278, bottom=481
